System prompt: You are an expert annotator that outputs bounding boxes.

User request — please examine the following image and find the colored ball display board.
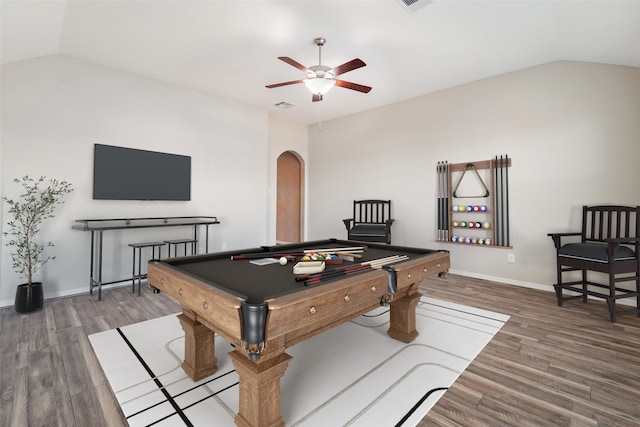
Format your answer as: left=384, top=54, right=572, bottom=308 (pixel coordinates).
left=453, top=221, right=491, bottom=229
left=451, top=236, right=492, bottom=245
left=452, top=205, right=488, bottom=212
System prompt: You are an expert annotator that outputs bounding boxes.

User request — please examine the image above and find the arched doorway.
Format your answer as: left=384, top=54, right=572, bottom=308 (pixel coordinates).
left=276, top=151, right=304, bottom=244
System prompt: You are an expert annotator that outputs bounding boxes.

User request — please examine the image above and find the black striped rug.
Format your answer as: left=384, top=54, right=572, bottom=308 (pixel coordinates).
left=89, top=297, right=508, bottom=426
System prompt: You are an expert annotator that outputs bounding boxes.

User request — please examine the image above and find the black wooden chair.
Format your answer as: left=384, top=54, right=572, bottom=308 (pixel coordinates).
left=548, top=205, right=640, bottom=322
left=343, top=200, right=394, bottom=244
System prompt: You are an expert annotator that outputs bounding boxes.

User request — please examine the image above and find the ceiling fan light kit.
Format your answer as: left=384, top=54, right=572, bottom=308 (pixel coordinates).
left=266, top=37, right=371, bottom=102
left=304, top=77, right=336, bottom=96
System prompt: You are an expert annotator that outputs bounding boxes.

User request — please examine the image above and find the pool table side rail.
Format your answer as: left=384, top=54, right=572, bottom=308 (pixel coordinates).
left=147, top=261, right=244, bottom=341
left=264, top=251, right=450, bottom=348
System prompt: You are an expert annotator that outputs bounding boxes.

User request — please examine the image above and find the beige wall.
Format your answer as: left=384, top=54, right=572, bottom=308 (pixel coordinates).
left=0, top=54, right=305, bottom=305
left=2, top=57, right=639, bottom=305
left=307, top=61, right=640, bottom=292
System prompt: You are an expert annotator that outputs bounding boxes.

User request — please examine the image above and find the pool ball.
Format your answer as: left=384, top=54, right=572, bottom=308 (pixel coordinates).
left=468, top=221, right=475, bottom=228
left=460, top=221, right=467, bottom=228
left=480, top=205, right=488, bottom=212
left=453, top=221, right=459, bottom=227
left=485, top=238, right=492, bottom=245
left=465, top=237, right=473, bottom=244
left=452, top=236, right=459, bottom=243
left=475, top=222, right=482, bottom=228
left=466, top=205, right=474, bottom=212
left=473, top=205, right=480, bottom=212
left=459, top=205, right=466, bottom=212
left=279, top=256, right=288, bottom=265
left=483, top=222, right=491, bottom=229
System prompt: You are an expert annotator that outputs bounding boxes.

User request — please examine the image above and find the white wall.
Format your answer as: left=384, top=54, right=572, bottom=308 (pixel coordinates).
left=0, top=54, right=306, bottom=305
left=2, top=57, right=638, bottom=307
left=307, top=61, right=640, bottom=292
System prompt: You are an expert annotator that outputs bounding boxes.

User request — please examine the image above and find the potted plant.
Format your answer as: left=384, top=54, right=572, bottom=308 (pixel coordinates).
left=2, top=176, right=73, bottom=313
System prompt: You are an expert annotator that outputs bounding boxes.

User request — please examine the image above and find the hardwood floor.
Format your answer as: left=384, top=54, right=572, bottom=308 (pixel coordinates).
left=1, top=274, right=639, bottom=426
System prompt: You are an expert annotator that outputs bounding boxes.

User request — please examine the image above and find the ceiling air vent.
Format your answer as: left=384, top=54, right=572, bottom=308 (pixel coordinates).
left=274, top=101, right=294, bottom=109
left=395, top=0, right=431, bottom=14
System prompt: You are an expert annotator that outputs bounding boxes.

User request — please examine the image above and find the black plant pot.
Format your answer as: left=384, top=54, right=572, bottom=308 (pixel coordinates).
left=15, top=282, right=44, bottom=313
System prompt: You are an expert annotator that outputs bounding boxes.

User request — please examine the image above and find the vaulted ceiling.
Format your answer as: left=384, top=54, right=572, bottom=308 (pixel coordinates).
left=2, top=0, right=639, bottom=125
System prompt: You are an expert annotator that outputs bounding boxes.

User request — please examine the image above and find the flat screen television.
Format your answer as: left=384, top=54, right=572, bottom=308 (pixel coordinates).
left=93, top=144, right=191, bottom=201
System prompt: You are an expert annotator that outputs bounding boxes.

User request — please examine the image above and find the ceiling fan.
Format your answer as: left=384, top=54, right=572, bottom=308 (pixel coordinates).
left=266, top=37, right=372, bottom=102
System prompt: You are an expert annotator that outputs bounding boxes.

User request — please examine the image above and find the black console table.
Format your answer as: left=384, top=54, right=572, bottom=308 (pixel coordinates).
left=72, top=216, right=220, bottom=300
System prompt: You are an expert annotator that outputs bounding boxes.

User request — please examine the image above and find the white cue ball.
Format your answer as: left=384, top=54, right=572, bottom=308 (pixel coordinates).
left=279, top=256, right=288, bottom=266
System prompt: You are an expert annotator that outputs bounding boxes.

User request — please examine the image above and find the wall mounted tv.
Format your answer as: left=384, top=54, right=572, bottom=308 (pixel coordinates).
left=93, top=144, right=191, bottom=201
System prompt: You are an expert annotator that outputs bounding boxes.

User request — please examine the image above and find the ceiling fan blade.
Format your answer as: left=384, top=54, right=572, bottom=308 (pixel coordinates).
left=330, top=58, right=366, bottom=77
left=334, top=79, right=372, bottom=93
left=265, top=80, right=304, bottom=89
left=278, top=57, right=310, bottom=73
left=312, top=93, right=323, bottom=102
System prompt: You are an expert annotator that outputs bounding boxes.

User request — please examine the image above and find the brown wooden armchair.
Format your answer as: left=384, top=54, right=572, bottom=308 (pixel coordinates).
left=548, top=205, right=640, bottom=322
left=343, top=200, right=394, bottom=244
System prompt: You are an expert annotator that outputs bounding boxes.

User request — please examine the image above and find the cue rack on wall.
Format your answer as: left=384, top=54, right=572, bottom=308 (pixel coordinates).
left=436, top=155, right=512, bottom=248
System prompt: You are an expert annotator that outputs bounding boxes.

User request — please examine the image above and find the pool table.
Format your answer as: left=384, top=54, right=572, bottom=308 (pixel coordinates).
left=147, top=238, right=449, bottom=427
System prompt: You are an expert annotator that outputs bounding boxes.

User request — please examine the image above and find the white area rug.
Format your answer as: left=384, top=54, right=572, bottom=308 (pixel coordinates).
left=89, top=297, right=508, bottom=426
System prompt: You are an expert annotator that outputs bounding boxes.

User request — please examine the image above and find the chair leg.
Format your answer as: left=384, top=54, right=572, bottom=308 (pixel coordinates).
left=608, top=270, right=616, bottom=323
left=637, top=275, right=640, bottom=318
left=581, top=270, right=588, bottom=303
left=555, top=259, right=563, bottom=306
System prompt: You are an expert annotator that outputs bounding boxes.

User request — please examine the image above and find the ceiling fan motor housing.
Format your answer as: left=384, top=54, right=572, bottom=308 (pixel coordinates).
left=307, top=65, right=333, bottom=80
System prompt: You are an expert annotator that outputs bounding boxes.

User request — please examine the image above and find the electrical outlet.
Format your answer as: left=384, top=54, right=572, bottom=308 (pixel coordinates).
left=507, top=253, right=515, bottom=264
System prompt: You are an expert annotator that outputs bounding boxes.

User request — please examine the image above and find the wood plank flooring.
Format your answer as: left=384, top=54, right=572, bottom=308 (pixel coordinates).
left=1, top=274, right=639, bottom=426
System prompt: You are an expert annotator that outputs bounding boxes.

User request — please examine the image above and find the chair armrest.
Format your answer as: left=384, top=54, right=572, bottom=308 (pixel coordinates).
left=547, top=232, right=581, bottom=237
left=548, top=232, right=581, bottom=250
left=385, top=219, right=395, bottom=229
left=342, top=218, right=353, bottom=230
left=605, top=237, right=640, bottom=245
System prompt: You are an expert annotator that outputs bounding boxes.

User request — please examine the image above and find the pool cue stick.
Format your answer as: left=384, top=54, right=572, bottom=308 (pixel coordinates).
left=497, top=155, right=502, bottom=246
left=445, top=161, right=449, bottom=241
left=494, top=155, right=500, bottom=246
left=443, top=162, right=447, bottom=240
left=303, top=264, right=371, bottom=285
left=303, top=255, right=409, bottom=285
left=231, top=251, right=305, bottom=260
left=301, top=263, right=371, bottom=284
left=500, top=155, right=505, bottom=247
left=366, top=255, right=408, bottom=268
left=297, top=254, right=408, bottom=282
left=437, top=162, right=443, bottom=241
left=302, top=246, right=366, bottom=254
left=436, top=162, right=440, bottom=240
left=505, top=154, right=510, bottom=247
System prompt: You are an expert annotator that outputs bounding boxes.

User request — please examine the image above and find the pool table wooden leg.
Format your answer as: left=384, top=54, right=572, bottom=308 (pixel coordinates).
left=229, top=349, right=292, bottom=427
left=178, top=311, right=217, bottom=381
left=387, top=291, right=421, bottom=343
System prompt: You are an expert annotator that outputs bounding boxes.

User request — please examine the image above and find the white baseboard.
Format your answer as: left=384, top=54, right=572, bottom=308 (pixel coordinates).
left=449, top=269, right=636, bottom=307
left=0, top=283, right=131, bottom=309
left=448, top=269, right=554, bottom=292
left=2, top=271, right=634, bottom=309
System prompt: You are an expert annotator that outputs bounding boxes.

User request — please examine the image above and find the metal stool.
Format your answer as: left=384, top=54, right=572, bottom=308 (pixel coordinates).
left=128, top=241, right=165, bottom=295
left=165, top=238, right=198, bottom=257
